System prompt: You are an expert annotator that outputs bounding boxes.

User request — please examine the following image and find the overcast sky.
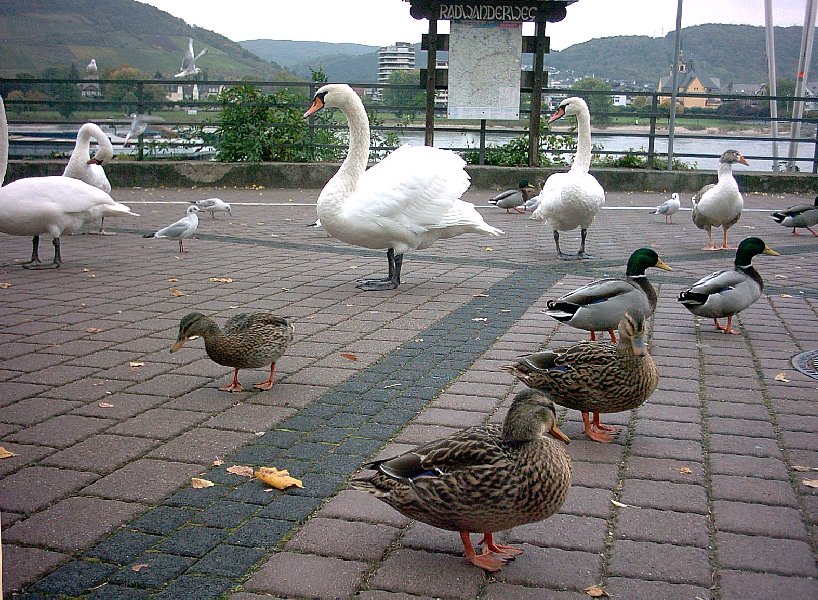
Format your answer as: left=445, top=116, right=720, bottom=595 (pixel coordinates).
left=138, top=0, right=810, bottom=50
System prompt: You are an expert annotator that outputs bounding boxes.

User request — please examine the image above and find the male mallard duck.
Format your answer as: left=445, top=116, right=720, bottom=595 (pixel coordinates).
left=650, top=192, right=681, bottom=224
left=530, top=97, right=605, bottom=260
left=352, top=389, right=571, bottom=572
left=545, top=248, right=672, bottom=342
left=771, top=195, right=818, bottom=236
left=678, top=237, right=779, bottom=335
left=489, top=178, right=543, bottom=214
left=502, top=310, right=657, bottom=443
left=170, top=312, right=294, bottom=392
left=692, top=149, right=748, bottom=250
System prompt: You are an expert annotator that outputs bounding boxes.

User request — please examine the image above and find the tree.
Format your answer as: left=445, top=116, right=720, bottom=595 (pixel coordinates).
left=40, top=66, right=81, bottom=119
left=102, top=65, right=166, bottom=115
left=382, top=69, right=425, bottom=119
left=776, top=78, right=796, bottom=116
left=571, top=77, right=613, bottom=126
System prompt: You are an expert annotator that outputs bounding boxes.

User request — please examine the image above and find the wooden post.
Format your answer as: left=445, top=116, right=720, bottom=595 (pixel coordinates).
left=424, top=18, right=437, bottom=147
left=529, top=18, right=546, bottom=166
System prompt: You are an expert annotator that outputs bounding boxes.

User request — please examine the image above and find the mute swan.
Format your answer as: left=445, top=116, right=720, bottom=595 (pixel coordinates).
left=175, top=38, right=207, bottom=78
left=531, top=97, right=605, bottom=260
left=304, top=83, right=502, bottom=291
left=650, top=192, right=681, bottom=224
left=143, top=205, right=200, bottom=253
left=692, top=149, right=748, bottom=250
left=488, top=178, right=542, bottom=214
left=771, top=195, right=818, bottom=236
left=190, top=197, right=232, bottom=219
left=0, top=97, right=137, bottom=269
left=63, top=122, right=115, bottom=234
left=678, top=237, right=778, bottom=335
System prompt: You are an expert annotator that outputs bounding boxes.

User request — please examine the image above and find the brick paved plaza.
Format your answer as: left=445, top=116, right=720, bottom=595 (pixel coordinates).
left=1, top=186, right=816, bottom=599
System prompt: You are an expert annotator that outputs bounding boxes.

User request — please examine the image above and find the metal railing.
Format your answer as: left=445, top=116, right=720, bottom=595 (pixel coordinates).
left=2, top=77, right=816, bottom=172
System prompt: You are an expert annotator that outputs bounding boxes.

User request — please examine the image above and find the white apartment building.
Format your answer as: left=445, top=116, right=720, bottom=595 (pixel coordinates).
left=375, top=41, right=416, bottom=100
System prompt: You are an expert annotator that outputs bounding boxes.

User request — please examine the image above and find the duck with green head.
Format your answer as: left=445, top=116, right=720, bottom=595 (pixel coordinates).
left=545, top=248, right=672, bottom=342
left=678, top=237, right=779, bottom=334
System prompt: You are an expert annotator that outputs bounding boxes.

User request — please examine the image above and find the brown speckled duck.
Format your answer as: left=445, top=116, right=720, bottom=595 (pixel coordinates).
left=170, top=312, right=294, bottom=392
left=351, top=389, right=572, bottom=572
left=502, top=310, right=657, bottom=443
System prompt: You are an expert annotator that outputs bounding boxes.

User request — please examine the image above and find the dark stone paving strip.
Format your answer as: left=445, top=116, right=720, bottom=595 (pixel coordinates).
left=21, top=269, right=559, bottom=598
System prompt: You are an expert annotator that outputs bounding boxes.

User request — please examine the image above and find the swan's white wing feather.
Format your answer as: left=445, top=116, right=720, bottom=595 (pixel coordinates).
left=530, top=172, right=604, bottom=230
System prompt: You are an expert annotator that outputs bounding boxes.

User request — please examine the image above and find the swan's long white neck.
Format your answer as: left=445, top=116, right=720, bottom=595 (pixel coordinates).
left=74, top=123, right=113, bottom=162
left=570, top=106, right=592, bottom=173
left=318, top=91, right=370, bottom=217
left=0, top=96, right=8, bottom=185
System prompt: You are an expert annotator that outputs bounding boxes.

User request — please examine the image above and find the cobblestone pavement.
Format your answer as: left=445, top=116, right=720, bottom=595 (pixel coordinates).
left=1, top=186, right=816, bottom=599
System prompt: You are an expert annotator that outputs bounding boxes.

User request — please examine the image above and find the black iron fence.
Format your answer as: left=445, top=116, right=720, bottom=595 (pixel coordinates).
left=2, top=77, right=816, bottom=172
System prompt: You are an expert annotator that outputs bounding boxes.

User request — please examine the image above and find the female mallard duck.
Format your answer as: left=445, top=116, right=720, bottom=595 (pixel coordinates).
left=771, top=195, right=818, bottom=236
left=170, top=312, right=294, bottom=392
left=502, top=310, right=657, bottom=443
left=692, top=149, right=748, bottom=250
left=352, top=389, right=571, bottom=572
left=678, top=237, right=778, bottom=335
left=489, top=178, right=543, bottom=214
left=530, top=97, right=605, bottom=260
left=545, top=247, right=672, bottom=342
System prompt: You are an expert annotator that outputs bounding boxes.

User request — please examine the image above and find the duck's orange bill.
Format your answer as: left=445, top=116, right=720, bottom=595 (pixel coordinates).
left=549, top=423, right=571, bottom=444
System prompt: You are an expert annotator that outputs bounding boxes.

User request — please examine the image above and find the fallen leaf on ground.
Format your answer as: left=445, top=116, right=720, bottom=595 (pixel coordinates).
left=340, top=353, right=359, bottom=361
left=226, top=465, right=255, bottom=478
left=679, top=467, right=694, bottom=475
left=802, top=479, right=818, bottom=488
left=485, top=247, right=493, bottom=252
left=131, top=563, right=149, bottom=572
left=584, top=584, right=609, bottom=597
left=167, top=278, right=179, bottom=282
left=85, top=327, right=103, bottom=334
left=384, top=383, right=401, bottom=389
left=774, top=274, right=788, bottom=279
left=191, top=477, right=215, bottom=489
left=472, top=317, right=488, bottom=322
left=97, top=402, right=114, bottom=408
left=793, top=465, right=818, bottom=472
left=473, top=293, right=489, bottom=297
left=0, top=282, right=11, bottom=289
left=774, top=372, right=791, bottom=382
left=0, top=446, right=18, bottom=459
left=169, top=288, right=186, bottom=297
left=129, top=361, right=145, bottom=368
left=255, top=466, right=303, bottom=489
left=209, top=277, right=234, bottom=283
left=611, top=499, right=639, bottom=509
left=212, top=458, right=224, bottom=467
left=780, top=294, right=793, bottom=298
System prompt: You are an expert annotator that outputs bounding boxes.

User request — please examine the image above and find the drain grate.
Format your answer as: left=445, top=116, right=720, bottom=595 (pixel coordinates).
left=792, top=350, right=818, bottom=381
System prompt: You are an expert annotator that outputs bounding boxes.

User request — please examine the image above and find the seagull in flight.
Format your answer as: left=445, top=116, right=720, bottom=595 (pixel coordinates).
left=175, top=38, right=207, bottom=78
left=123, top=114, right=165, bottom=146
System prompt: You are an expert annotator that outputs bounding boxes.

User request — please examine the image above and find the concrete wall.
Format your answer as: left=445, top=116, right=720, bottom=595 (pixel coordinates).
left=6, top=159, right=818, bottom=194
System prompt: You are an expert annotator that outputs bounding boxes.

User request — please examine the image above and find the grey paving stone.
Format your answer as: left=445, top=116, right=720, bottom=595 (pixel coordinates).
left=130, top=505, right=201, bottom=536
left=616, top=507, right=709, bottom=547
left=719, top=569, right=818, bottom=600
left=153, top=525, right=228, bottom=557
left=0, top=397, right=82, bottom=426
left=81, top=458, right=202, bottom=503
left=713, top=500, right=810, bottom=540
left=110, top=553, right=196, bottom=590
left=1, top=545, right=68, bottom=595
left=204, top=404, right=295, bottom=432
left=711, top=474, right=800, bottom=506
left=226, top=517, right=292, bottom=548
left=193, top=500, right=260, bottom=528
left=716, top=531, right=817, bottom=576
left=370, top=548, right=484, bottom=598
left=152, top=574, right=233, bottom=599
left=87, top=584, right=151, bottom=599
left=508, top=513, right=609, bottom=554
left=189, top=544, right=266, bottom=579
left=559, top=485, right=613, bottom=519
left=709, top=453, right=790, bottom=479
left=0, top=466, right=98, bottom=513
left=40, top=434, right=160, bottom=474
left=85, top=530, right=162, bottom=565
left=286, top=516, right=400, bottom=561
left=481, top=583, right=587, bottom=599
left=608, top=539, right=712, bottom=586
left=496, top=544, right=603, bottom=591
left=6, top=414, right=113, bottom=448
left=605, top=577, right=711, bottom=600
left=107, top=408, right=208, bottom=440
left=4, top=497, right=145, bottom=552
left=243, top=551, right=368, bottom=599
left=619, top=478, right=709, bottom=513
left=29, top=560, right=117, bottom=596
left=147, top=427, right=256, bottom=464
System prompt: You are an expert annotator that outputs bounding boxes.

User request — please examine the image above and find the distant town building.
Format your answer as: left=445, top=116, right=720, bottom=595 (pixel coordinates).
left=658, top=57, right=721, bottom=108
left=375, top=41, right=416, bottom=100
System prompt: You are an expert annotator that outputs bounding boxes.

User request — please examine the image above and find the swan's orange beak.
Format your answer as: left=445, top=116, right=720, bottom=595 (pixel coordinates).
left=547, top=106, right=566, bottom=124
left=304, top=97, right=324, bottom=118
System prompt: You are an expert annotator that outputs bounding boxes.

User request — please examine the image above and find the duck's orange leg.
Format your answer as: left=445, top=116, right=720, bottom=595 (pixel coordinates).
left=219, top=368, right=245, bottom=392
left=581, top=411, right=616, bottom=443
left=459, top=532, right=506, bottom=572
left=589, top=330, right=597, bottom=341
left=715, top=315, right=740, bottom=335
left=607, top=329, right=617, bottom=343
left=592, top=412, right=620, bottom=433
left=480, top=532, right=524, bottom=557
left=254, top=362, right=277, bottom=390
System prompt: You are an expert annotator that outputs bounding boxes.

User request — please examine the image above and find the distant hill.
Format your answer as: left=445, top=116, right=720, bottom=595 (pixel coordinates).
left=0, top=0, right=289, bottom=79
left=241, top=39, right=381, bottom=82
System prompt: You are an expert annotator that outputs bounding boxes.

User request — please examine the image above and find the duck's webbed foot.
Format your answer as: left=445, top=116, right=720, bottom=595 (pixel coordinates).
left=356, top=249, right=402, bottom=291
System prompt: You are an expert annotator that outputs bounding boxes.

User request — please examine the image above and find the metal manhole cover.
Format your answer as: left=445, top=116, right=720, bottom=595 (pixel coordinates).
left=792, top=350, right=818, bottom=381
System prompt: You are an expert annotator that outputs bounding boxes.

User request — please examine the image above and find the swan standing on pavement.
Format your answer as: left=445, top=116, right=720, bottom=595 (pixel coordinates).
left=530, top=97, right=605, bottom=260
left=303, top=83, right=502, bottom=291
left=175, top=38, right=207, bottom=78
left=0, top=98, right=137, bottom=269
left=650, top=192, right=681, bottom=224
left=692, top=149, right=748, bottom=250
left=63, top=123, right=116, bottom=234
left=143, top=205, right=200, bottom=253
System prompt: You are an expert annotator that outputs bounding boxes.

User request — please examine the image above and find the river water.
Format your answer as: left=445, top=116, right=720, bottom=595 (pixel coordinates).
left=399, top=130, right=816, bottom=172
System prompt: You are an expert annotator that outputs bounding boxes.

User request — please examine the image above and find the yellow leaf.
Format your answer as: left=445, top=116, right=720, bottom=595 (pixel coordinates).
left=780, top=294, right=793, bottom=298
left=611, top=499, right=639, bottom=508
left=802, top=479, right=818, bottom=488
left=97, top=402, right=114, bottom=408
left=226, top=465, right=255, bottom=478
left=584, top=585, right=609, bottom=597
left=86, top=327, right=103, bottom=334
left=679, top=467, right=694, bottom=475
left=774, top=372, right=790, bottom=382
left=793, top=465, right=818, bottom=472
left=167, top=278, right=179, bottom=282
left=209, top=277, right=234, bottom=283
left=340, top=353, right=359, bottom=361
left=169, top=288, right=186, bottom=297
left=212, top=458, right=224, bottom=467
left=131, top=563, right=149, bottom=572
left=254, top=466, right=303, bottom=490
left=0, top=446, right=18, bottom=459
left=0, top=282, right=11, bottom=288
left=191, top=477, right=215, bottom=489
left=485, top=247, right=493, bottom=252
left=129, top=361, right=145, bottom=368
